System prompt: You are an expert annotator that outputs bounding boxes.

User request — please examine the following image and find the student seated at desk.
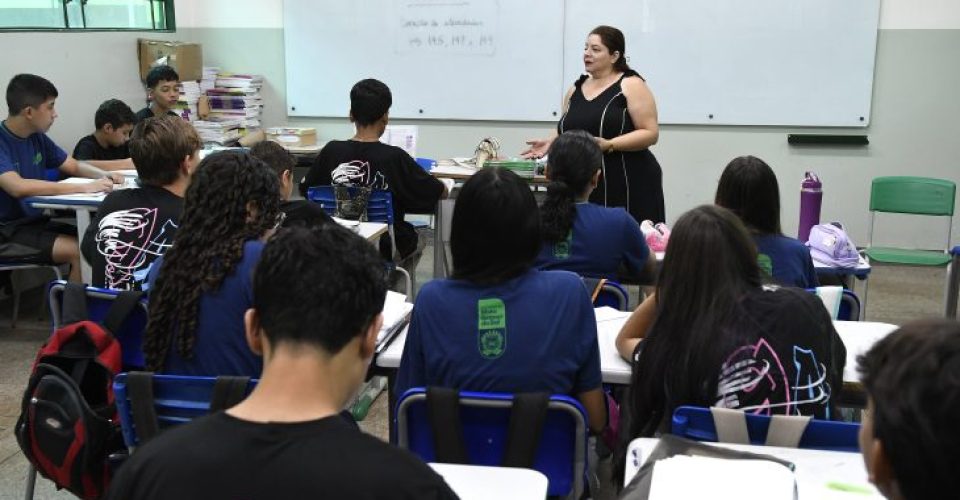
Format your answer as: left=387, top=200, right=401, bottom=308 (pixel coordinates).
left=715, top=155, right=818, bottom=288
left=134, top=65, right=181, bottom=123
left=616, top=205, right=845, bottom=438
left=0, top=74, right=123, bottom=282
left=72, top=99, right=136, bottom=171
left=143, top=152, right=282, bottom=377
left=249, top=140, right=332, bottom=229
left=535, top=130, right=654, bottom=281
left=299, top=78, right=446, bottom=265
left=81, top=116, right=200, bottom=290
left=858, top=319, right=960, bottom=500
left=106, top=226, right=458, bottom=500
left=395, top=167, right=607, bottom=434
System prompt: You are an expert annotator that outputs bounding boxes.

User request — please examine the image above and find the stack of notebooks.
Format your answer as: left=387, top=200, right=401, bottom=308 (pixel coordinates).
left=199, top=66, right=219, bottom=94
left=193, top=119, right=242, bottom=146
left=206, top=72, right=264, bottom=135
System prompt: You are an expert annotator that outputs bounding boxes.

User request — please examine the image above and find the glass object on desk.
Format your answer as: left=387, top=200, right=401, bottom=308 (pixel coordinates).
left=334, top=185, right=371, bottom=221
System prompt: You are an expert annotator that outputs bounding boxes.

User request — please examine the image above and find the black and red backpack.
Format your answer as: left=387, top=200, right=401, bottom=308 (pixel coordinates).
left=15, top=282, right=143, bottom=499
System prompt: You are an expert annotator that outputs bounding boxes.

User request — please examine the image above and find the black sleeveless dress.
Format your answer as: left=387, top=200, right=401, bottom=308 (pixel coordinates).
left=558, top=70, right=665, bottom=224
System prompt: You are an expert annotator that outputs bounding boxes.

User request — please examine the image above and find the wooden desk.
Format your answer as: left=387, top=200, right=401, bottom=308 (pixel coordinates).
left=429, top=463, right=548, bottom=500
left=625, top=437, right=883, bottom=498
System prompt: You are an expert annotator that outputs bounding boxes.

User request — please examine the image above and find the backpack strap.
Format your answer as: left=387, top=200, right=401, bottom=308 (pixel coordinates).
left=209, top=376, right=251, bottom=412
left=501, top=392, right=550, bottom=468
left=61, top=282, right=89, bottom=325
left=125, top=371, right=161, bottom=446
left=101, top=290, right=145, bottom=335
left=426, top=386, right=469, bottom=464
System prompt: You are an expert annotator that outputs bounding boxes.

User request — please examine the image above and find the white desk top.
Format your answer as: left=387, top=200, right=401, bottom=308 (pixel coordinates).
left=625, top=438, right=883, bottom=499
left=429, top=463, right=548, bottom=500
left=26, top=177, right=136, bottom=208
left=376, top=308, right=897, bottom=387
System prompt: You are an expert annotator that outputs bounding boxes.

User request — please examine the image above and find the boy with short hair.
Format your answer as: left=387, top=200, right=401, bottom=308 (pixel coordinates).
left=0, top=74, right=122, bottom=282
left=300, top=78, right=447, bottom=264
left=81, top=115, right=200, bottom=290
left=249, top=140, right=331, bottom=228
left=106, top=225, right=459, bottom=499
left=73, top=98, right=136, bottom=162
left=857, top=319, right=960, bottom=500
left=135, top=65, right=181, bottom=123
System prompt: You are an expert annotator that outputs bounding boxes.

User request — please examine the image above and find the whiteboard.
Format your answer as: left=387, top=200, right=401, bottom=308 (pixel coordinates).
left=284, top=0, right=880, bottom=126
left=283, top=0, right=565, bottom=121
left=563, top=0, right=880, bottom=126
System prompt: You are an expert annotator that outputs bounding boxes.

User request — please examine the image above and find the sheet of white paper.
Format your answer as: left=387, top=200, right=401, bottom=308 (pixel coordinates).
left=649, top=455, right=795, bottom=500
left=594, top=306, right=631, bottom=323
left=379, top=291, right=413, bottom=343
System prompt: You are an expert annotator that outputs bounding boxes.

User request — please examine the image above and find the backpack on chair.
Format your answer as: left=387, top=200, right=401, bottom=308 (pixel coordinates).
left=15, top=282, right=143, bottom=499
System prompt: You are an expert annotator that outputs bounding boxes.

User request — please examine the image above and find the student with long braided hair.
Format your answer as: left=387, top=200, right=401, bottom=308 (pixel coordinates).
left=536, top=130, right=654, bottom=280
left=143, top=151, right=282, bottom=376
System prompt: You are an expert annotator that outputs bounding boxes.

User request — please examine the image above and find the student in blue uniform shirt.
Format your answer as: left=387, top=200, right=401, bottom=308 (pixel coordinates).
left=715, top=155, right=818, bottom=288
left=536, top=130, right=654, bottom=281
left=395, top=167, right=607, bottom=434
left=0, top=74, right=123, bottom=282
left=143, top=152, right=282, bottom=377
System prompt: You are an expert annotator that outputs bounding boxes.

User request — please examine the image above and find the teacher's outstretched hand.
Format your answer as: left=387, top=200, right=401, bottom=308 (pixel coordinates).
left=523, top=25, right=665, bottom=224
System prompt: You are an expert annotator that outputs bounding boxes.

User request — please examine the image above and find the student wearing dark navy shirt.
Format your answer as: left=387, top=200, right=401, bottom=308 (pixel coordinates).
left=144, top=152, right=283, bottom=377
left=396, top=167, right=607, bottom=434
left=107, top=227, right=457, bottom=500
left=0, top=74, right=123, bottom=281
left=715, top=155, right=818, bottom=288
left=536, top=130, right=654, bottom=281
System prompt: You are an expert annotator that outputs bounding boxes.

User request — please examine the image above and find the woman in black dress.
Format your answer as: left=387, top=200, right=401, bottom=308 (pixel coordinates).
left=523, top=25, right=664, bottom=224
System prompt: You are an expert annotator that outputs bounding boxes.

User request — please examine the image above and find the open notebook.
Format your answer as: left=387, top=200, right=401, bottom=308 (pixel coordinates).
left=377, top=290, right=412, bottom=353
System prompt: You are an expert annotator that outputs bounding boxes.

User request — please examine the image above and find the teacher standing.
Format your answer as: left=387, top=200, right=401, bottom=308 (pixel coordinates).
left=523, top=25, right=665, bottom=224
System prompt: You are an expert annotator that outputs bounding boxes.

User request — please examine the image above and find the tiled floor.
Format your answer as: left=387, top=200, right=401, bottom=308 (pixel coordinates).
left=0, top=233, right=950, bottom=498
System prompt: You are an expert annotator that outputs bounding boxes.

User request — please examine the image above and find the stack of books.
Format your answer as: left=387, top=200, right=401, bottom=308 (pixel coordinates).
left=174, top=81, right=201, bottom=122
left=205, top=72, right=264, bottom=136
left=193, top=119, right=242, bottom=146
left=199, top=66, right=219, bottom=94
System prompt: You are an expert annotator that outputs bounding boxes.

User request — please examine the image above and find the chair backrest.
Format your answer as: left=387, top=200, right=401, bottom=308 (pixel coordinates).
left=113, top=373, right=258, bottom=449
left=671, top=406, right=860, bottom=453
left=48, top=280, right=149, bottom=369
left=870, top=176, right=956, bottom=216
left=415, top=157, right=435, bottom=171
left=396, top=388, right=588, bottom=498
left=306, top=185, right=395, bottom=226
left=807, top=287, right=861, bottom=321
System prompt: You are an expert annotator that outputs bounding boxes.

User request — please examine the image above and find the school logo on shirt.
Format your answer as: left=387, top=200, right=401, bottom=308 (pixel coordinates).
left=32, top=152, right=43, bottom=166
left=554, top=230, right=573, bottom=259
left=477, top=298, right=506, bottom=359
left=757, top=253, right=773, bottom=278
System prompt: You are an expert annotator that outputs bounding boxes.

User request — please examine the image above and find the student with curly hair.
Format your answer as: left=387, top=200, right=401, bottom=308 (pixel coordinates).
left=143, top=151, right=282, bottom=376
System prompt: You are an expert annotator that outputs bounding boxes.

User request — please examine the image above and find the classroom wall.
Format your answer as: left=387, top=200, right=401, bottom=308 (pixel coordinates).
left=1, top=0, right=958, bottom=249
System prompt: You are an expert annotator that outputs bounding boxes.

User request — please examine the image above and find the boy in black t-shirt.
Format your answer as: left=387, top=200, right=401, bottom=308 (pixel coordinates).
left=857, top=319, right=960, bottom=500
left=73, top=99, right=135, bottom=165
left=106, top=226, right=459, bottom=500
left=300, top=78, right=447, bottom=263
left=249, top=140, right=332, bottom=229
left=134, top=65, right=181, bottom=123
left=81, top=115, right=200, bottom=290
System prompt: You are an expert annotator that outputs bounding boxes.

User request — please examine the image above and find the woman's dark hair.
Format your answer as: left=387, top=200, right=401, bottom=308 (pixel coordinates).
left=451, top=167, right=541, bottom=285
left=858, top=319, right=960, bottom=500
left=627, top=205, right=763, bottom=438
left=144, top=152, right=281, bottom=370
left=715, top=155, right=782, bottom=235
left=541, top=130, right=602, bottom=243
left=590, top=25, right=632, bottom=73
left=350, top=78, right=392, bottom=127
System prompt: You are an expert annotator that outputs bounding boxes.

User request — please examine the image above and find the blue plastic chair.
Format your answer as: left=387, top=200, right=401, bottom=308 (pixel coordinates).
left=595, top=280, right=629, bottom=311
left=113, top=373, right=258, bottom=450
left=415, top=157, right=435, bottom=171
left=307, top=186, right=413, bottom=296
left=805, top=287, right=862, bottom=321
left=396, top=387, right=588, bottom=498
left=47, top=280, right=148, bottom=369
left=671, top=405, right=860, bottom=453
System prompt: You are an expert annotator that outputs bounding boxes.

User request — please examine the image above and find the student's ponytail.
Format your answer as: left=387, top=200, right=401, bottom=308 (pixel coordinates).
left=541, top=180, right=577, bottom=243
left=540, top=131, right=603, bottom=244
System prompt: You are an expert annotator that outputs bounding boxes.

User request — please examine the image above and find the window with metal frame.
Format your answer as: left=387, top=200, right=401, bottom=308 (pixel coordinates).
left=0, top=0, right=174, bottom=31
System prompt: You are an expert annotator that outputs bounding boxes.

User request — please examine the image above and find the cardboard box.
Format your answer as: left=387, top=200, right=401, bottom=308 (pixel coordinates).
left=266, top=127, right=318, bottom=148
left=138, top=39, right=202, bottom=82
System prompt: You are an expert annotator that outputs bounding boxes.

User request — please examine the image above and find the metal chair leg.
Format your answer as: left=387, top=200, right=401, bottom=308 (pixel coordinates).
left=24, top=464, right=36, bottom=500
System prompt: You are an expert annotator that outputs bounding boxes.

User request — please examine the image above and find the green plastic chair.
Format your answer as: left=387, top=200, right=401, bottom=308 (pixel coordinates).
left=864, top=176, right=955, bottom=266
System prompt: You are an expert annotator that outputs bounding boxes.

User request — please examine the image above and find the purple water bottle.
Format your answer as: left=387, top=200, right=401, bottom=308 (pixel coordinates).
left=798, top=172, right=822, bottom=242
